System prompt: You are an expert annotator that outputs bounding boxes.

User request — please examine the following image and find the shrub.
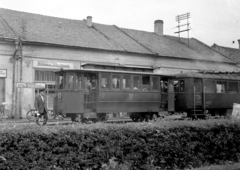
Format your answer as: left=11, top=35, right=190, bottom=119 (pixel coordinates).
left=0, top=119, right=240, bottom=169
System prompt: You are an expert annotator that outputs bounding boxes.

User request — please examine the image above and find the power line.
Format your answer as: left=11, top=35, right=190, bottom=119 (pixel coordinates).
left=189, top=26, right=200, bottom=40
left=164, top=26, right=177, bottom=32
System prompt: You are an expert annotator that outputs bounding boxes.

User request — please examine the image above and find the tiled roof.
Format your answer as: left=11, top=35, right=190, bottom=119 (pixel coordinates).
left=212, top=44, right=240, bottom=63
left=0, top=8, right=235, bottom=64
left=0, top=15, right=16, bottom=38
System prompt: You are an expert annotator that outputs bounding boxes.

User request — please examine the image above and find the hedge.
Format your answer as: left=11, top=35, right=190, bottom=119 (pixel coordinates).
left=0, top=119, right=240, bottom=170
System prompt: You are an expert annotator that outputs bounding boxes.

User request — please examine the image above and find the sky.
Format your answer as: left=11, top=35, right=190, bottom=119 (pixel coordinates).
left=1, top=0, right=240, bottom=48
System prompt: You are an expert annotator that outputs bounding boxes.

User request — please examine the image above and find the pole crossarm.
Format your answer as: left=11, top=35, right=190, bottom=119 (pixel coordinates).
left=175, top=12, right=190, bottom=46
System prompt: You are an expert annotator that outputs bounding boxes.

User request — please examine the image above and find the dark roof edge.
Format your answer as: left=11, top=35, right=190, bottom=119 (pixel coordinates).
left=19, top=40, right=236, bottom=65
left=210, top=43, right=238, bottom=64
left=0, top=37, right=18, bottom=42
left=19, top=40, right=154, bottom=55
left=193, top=39, right=237, bottom=64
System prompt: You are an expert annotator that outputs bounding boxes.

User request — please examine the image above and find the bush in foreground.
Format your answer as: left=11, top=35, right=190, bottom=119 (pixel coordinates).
left=0, top=119, right=240, bottom=169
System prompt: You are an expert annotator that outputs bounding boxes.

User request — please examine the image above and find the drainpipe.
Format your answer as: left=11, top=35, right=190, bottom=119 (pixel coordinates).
left=19, top=41, right=23, bottom=118
left=11, top=40, right=19, bottom=118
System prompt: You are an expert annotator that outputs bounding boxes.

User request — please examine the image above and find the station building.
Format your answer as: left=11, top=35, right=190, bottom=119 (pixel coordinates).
left=0, top=8, right=238, bottom=118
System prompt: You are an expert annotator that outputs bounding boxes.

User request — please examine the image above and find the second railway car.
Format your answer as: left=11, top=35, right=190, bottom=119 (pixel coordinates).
left=53, top=69, right=172, bottom=122
left=172, top=72, right=240, bottom=118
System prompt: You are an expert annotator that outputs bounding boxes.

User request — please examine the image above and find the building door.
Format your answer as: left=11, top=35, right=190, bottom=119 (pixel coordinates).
left=0, top=78, right=5, bottom=104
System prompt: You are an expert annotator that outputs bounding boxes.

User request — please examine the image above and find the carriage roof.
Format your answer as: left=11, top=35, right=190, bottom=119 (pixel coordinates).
left=55, top=68, right=174, bottom=77
left=174, top=72, right=240, bottom=81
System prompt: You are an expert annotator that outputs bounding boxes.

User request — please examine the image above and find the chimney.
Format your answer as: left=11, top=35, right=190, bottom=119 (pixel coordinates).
left=87, top=16, right=92, bottom=27
left=238, top=39, right=240, bottom=49
left=154, top=20, right=164, bottom=36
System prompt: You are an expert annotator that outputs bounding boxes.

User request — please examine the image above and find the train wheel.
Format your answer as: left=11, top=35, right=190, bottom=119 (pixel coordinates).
left=219, top=109, right=227, bottom=117
left=139, top=113, right=145, bottom=122
left=152, top=113, right=158, bottom=121
left=98, top=113, right=108, bottom=122
left=130, top=113, right=140, bottom=122
left=144, top=114, right=150, bottom=122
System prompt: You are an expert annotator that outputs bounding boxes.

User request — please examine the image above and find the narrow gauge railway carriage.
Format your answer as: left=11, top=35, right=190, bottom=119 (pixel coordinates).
left=54, top=69, right=171, bottom=122
left=173, top=72, right=240, bottom=118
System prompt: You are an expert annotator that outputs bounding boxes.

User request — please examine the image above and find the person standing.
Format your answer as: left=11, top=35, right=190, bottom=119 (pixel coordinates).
left=84, top=77, right=92, bottom=103
left=34, top=88, right=48, bottom=125
left=84, top=77, right=92, bottom=93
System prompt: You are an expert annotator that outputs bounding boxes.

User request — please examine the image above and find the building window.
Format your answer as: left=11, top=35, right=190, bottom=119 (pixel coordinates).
left=35, top=70, right=55, bottom=82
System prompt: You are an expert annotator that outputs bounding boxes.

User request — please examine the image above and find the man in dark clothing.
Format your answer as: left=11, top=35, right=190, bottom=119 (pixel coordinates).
left=34, top=88, right=48, bottom=125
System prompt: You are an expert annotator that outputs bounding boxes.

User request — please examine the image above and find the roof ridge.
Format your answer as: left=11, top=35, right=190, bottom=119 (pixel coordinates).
left=211, top=43, right=238, bottom=64
left=85, top=21, right=128, bottom=52
left=113, top=25, right=158, bottom=55
left=0, top=7, right=84, bottom=23
left=214, top=43, right=239, bottom=50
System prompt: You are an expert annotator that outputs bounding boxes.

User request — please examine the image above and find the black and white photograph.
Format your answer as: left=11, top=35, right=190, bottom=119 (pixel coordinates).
left=0, top=0, right=240, bottom=169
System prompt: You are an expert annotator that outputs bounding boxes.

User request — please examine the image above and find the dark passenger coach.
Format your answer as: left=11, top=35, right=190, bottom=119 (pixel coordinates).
left=54, top=69, right=171, bottom=122
left=173, top=72, right=240, bottom=118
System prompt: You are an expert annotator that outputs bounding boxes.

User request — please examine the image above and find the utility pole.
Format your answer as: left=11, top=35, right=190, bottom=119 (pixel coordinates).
left=175, top=13, right=190, bottom=46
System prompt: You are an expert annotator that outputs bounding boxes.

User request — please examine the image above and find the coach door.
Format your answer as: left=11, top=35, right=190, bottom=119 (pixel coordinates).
left=193, top=79, right=204, bottom=113
left=168, top=79, right=175, bottom=112
left=84, top=73, right=98, bottom=110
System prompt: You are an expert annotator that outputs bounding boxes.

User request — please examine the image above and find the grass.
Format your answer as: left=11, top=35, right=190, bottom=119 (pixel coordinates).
left=186, top=162, right=240, bottom=170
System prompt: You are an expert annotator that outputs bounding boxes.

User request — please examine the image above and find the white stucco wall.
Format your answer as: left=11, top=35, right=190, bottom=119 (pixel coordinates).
left=0, top=42, right=15, bottom=117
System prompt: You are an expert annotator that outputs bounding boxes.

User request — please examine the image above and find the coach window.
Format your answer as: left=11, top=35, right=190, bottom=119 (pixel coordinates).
left=67, top=73, right=75, bottom=89
left=229, top=81, right=238, bottom=93
left=194, top=79, right=202, bottom=92
left=179, top=80, right=185, bottom=92
left=216, top=81, right=227, bottom=93
left=205, top=80, right=215, bottom=93
left=58, top=73, right=67, bottom=89
left=152, top=76, right=159, bottom=91
left=174, top=80, right=179, bottom=92
left=160, top=80, right=168, bottom=92
left=142, top=75, right=150, bottom=91
left=101, top=73, right=110, bottom=89
left=133, top=75, right=141, bottom=90
left=57, top=74, right=63, bottom=89
left=112, top=74, right=120, bottom=90
left=91, top=74, right=98, bottom=90
left=123, top=74, right=131, bottom=90
left=76, top=73, right=82, bottom=89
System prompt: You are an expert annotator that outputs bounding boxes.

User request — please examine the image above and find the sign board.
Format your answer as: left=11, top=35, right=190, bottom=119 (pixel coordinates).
left=16, top=82, right=45, bottom=88
left=232, top=103, right=240, bottom=120
left=0, top=69, right=7, bottom=78
left=33, top=60, right=74, bottom=69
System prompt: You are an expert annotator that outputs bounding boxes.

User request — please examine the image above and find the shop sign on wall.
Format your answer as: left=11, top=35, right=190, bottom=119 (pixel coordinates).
left=0, top=69, right=7, bottom=77
left=33, top=60, right=74, bottom=69
left=16, top=83, right=45, bottom=88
